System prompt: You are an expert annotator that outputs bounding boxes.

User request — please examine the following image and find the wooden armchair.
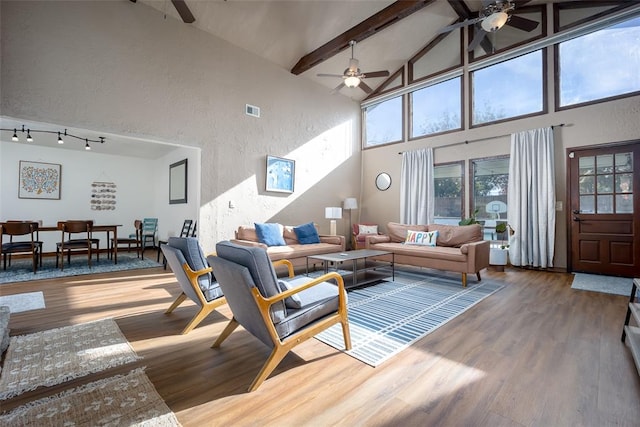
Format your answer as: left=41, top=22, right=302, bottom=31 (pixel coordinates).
left=208, top=241, right=351, bottom=392
left=161, top=237, right=226, bottom=334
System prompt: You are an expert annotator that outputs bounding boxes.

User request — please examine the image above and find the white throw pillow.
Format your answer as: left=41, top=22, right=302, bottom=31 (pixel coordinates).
left=405, top=230, right=438, bottom=246
left=358, top=225, right=378, bottom=235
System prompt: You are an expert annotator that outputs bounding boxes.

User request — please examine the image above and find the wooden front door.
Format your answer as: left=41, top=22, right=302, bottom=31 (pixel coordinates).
left=567, top=142, right=640, bottom=277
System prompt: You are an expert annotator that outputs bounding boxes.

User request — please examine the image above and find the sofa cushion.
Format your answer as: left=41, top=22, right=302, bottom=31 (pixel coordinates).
left=293, top=222, right=321, bottom=244
left=371, top=242, right=467, bottom=262
left=278, top=277, right=338, bottom=309
left=255, top=223, right=286, bottom=246
left=387, top=222, right=428, bottom=243
left=236, top=225, right=259, bottom=242
left=266, top=243, right=340, bottom=261
left=427, top=224, right=482, bottom=247
left=405, top=230, right=438, bottom=246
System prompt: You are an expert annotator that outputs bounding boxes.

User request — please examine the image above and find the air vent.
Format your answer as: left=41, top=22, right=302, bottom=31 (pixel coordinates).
left=245, top=104, right=260, bottom=118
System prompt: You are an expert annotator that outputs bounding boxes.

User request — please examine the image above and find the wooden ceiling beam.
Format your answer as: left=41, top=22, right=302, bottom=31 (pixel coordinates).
left=290, top=0, right=436, bottom=75
left=446, top=0, right=473, bottom=18
left=171, top=0, right=195, bottom=24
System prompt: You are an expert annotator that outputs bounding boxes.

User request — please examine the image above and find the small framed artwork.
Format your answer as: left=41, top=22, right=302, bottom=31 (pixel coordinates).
left=169, top=159, right=188, bottom=204
left=266, top=155, right=295, bottom=193
left=18, top=161, right=62, bottom=200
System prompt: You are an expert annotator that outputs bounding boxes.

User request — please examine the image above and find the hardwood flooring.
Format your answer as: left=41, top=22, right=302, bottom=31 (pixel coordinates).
left=1, top=252, right=639, bottom=426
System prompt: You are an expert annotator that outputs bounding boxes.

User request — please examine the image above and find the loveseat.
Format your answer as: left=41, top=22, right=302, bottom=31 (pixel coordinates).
left=365, top=222, right=489, bottom=287
left=230, top=222, right=345, bottom=269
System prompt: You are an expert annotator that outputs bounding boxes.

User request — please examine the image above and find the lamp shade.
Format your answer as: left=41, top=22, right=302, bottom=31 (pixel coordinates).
left=325, top=207, right=342, bottom=219
left=343, top=198, right=358, bottom=210
left=344, top=76, right=360, bottom=88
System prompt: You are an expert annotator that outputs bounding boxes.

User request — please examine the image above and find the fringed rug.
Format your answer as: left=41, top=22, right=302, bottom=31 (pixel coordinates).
left=0, top=318, right=141, bottom=400
left=315, top=273, right=504, bottom=366
left=0, top=254, right=162, bottom=285
left=0, top=368, right=181, bottom=426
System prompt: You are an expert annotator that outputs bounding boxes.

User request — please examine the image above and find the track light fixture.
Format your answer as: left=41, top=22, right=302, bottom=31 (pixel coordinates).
left=2, top=124, right=105, bottom=149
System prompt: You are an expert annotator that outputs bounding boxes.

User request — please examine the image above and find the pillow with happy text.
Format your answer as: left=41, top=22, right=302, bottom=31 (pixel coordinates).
left=405, top=229, right=438, bottom=246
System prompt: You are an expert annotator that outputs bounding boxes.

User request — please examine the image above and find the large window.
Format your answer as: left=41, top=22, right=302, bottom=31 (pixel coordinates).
left=471, top=157, right=509, bottom=239
left=558, top=16, right=640, bottom=108
left=364, top=95, right=403, bottom=147
left=411, top=77, right=462, bottom=139
left=433, top=162, right=464, bottom=225
left=471, top=50, right=545, bottom=126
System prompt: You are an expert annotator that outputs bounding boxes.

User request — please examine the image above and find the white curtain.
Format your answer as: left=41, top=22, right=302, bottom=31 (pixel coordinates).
left=400, top=148, right=434, bottom=224
left=507, top=127, right=556, bottom=268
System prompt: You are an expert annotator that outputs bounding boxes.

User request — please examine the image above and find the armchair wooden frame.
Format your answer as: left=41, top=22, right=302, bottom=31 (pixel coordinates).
left=165, top=255, right=227, bottom=335
left=212, top=259, right=351, bottom=392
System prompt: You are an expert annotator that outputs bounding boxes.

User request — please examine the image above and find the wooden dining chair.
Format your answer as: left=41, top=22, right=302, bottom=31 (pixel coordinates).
left=157, top=219, right=193, bottom=267
left=56, top=220, right=98, bottom=270
left=0, top=221, right=41, bottom=273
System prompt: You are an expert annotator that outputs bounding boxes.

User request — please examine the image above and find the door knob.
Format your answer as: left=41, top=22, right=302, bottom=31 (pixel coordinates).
left=572, top=210, right=580, bottom=214
left=573, top=216, right=581, bottom=222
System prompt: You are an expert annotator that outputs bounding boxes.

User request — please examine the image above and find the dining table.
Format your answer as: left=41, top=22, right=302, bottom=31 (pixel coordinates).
left=39, top=224, right=123, bottom=264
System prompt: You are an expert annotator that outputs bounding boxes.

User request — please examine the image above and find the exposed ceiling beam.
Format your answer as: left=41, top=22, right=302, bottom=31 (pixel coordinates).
left=446, top=0, right=473, bottom=18
left=171, top=0, right=195, bottom=24
left=291, top=0, right=436, bottom=75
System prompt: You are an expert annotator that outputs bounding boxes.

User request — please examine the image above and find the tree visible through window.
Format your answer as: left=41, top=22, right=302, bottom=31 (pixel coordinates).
left=434, top=162, right=464, bottom=224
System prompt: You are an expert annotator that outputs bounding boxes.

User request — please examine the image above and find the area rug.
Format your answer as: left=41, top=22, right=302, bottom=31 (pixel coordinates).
left=0, top=368, right=181, bottom=426
left=0, top=318, right=142, bottom=400
left=315, top=274, right=504, bottom=366
left=0, top=291, right=45, bottom=313
left=571, top=273, right=634, bottom=296
left=0, top=254, right=161, bottom=285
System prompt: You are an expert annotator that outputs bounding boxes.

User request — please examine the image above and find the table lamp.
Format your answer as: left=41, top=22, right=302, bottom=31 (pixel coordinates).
left=324, top=207, right=342, bottom=236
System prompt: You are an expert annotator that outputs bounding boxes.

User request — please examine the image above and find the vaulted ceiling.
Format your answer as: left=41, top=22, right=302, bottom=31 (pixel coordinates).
left=134, top=0, right=561, bottom=101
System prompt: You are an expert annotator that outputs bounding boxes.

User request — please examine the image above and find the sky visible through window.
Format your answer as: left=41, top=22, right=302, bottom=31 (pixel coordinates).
left=365, top=96, right=402, bottom=146
left=559, top=16, right=640, bottom=107
left=411, top=77, right=462, bottom=138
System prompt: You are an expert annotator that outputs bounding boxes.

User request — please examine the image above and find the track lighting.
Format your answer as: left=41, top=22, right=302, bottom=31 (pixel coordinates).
left=2, top=124, right=105, bottom=150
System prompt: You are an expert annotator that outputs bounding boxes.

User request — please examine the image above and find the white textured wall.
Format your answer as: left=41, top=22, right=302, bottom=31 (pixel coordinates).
left=0, top=1, right=361, bottom=253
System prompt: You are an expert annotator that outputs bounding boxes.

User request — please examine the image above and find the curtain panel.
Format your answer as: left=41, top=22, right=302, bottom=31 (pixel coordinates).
left=400, top=148, right=434, bottom=225
left=507, top=127, right=556, bottom=268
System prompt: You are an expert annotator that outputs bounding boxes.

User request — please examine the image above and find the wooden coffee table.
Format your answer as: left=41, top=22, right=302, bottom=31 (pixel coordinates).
left=306, top=249, right=394, bottom=288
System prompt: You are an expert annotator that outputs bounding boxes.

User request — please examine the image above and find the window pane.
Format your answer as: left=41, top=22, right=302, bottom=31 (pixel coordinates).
left=411, top=77, right=462, bottom=138
left=558, top=16, right=640, bottom=107
left=434, top=162, right=463, bottom=222
left=615, top=152, right=633, bottom=173
left=597, top=195, right=613, bottom=213
left=579, top=156, right=595, bottom=175
left=596, top=154, right=613, bottom=174
left=472, top=50, right=544, bottom=125
left=472, top=157, right=509, bottom=222
left=617, top=174, right=633, bottom=193
left=580, top=195, right=595, bottom=213
left=597, top=174, right=613, bottom=193
left=364, top=96, right=403, bottom=147
left=579, top=176, right=594, bottom=195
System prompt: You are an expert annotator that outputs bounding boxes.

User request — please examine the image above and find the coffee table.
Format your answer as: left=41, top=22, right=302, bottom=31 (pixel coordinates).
left=306, top=249, right=394, bottom=288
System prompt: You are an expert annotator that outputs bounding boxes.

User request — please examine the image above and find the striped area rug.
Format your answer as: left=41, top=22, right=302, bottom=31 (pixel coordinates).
left=316, top=273, right=503, bottom=366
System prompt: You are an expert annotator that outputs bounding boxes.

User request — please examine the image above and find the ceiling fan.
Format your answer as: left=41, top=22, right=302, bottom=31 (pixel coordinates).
left=317, top=40, right=390, bottom=94
left=438, top=0, right=539, bottom=52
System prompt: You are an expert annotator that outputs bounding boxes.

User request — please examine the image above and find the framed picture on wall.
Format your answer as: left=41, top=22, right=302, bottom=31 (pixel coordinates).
left=18, top=160, right=62, bottom=200
left=265, top=155, right=295, bottom=193
left=169, top=159, right=188, bottom=204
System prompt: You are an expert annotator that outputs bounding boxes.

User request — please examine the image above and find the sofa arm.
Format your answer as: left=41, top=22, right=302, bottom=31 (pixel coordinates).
left=365, top=234, right=390, bottom=248
left=319, top=234, right=345, bottom=250
left=229, top=239, right=268, bottom=250
left=460, top=240, right=490, bottom=271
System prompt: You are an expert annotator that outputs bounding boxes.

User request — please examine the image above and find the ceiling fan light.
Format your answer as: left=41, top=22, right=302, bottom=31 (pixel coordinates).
left=481, top=11, right=509, bottom=32
left=344, top=76, right=360, bottom=88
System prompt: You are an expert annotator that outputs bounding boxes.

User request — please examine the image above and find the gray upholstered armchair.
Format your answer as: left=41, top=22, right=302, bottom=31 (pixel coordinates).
left=207, top=241, right=351, bottom=392
left=161, top=237, right=226, bottom=334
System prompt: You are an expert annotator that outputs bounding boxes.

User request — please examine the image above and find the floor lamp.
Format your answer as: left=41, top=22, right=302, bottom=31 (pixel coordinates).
left=324, top=207, right=342, bottom=236
left=343, top=197, right=358, bottom=249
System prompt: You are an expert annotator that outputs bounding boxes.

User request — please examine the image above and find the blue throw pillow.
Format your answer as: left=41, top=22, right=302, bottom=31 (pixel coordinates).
left=254, top=222, right=286, bottom=246
left=293, top=222, right=321, bottom=244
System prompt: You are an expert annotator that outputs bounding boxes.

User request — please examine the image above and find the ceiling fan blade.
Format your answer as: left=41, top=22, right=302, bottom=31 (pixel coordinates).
left=171, top=0, right=195, bottom=23
left=317, top=73, right=345, bottom=78
left=363, top=70, right=390, bottom=78
left=438, top=17, right=483, bottom=34
left=359, top=81, right=373, bottom=94
left=331, top=82, right=346, bottom=94
left=467, top=27, right=487, bottom=52
left=507, top=14, right=540, bottom=32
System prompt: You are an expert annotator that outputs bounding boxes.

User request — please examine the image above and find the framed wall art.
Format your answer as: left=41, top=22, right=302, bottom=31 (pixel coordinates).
left=18, top=160, right=61, bottom=200
left=265, top=155, right=295, bottom=193
left=169, top=159, right=188, bottom=204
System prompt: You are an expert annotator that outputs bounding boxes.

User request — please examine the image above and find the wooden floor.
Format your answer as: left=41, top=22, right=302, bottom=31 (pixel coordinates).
left=2, top=251, right=639, bottom=426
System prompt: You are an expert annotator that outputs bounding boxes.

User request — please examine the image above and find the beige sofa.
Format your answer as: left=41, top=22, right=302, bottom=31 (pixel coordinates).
left=365, top=222, right=489, bottom=287
left=230, top=224, right=345, bottom=269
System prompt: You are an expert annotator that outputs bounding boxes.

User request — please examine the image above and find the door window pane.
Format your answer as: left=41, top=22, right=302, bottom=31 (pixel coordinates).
left=616, top=195, right=633, bottom=213
left=579, top=156, right=594, bottom=175
left=597, top=195, right=613, bottom=213
left=596, top=154, right=613, bottom=173
left=597, top=174, right=613, bottom=193
left=579, top=176, right=594, bottom=195
left=580, top=195, right=595, bottom=213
